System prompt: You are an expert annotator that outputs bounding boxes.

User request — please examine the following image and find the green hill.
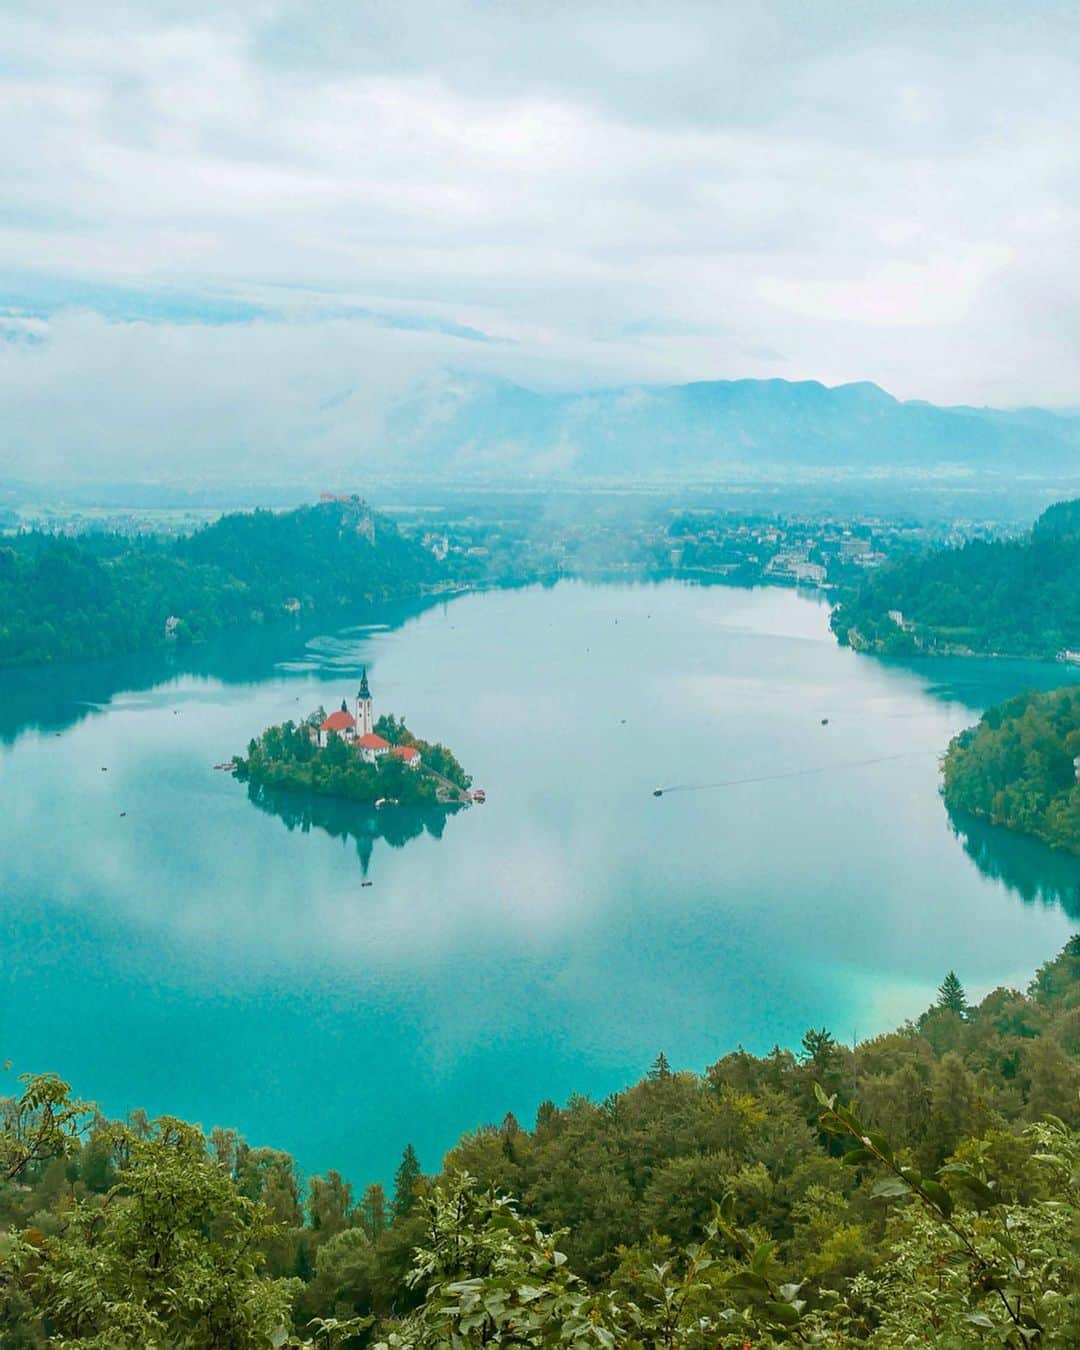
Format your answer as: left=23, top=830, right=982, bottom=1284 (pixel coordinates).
left=0, top=498, right=438, bottom=668
left=831, top=498, right=1080, bottom=658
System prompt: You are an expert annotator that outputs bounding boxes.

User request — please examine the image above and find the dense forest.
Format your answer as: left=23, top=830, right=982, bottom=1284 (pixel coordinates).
left=234, top=712, right=470, bottom=807
left=0, top=498, right=439, bottom=668
left=943, top=686, right=1080, bottom=856
left=2, top=939, right=1077, bottom=1346
left=830, top=497, right=1080, bottom=658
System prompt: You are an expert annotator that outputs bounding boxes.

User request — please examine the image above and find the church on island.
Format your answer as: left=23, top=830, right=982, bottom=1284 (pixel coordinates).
left=314, top=669, right=421, bottom=769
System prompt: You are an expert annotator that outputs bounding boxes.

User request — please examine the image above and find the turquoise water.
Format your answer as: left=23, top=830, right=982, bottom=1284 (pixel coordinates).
left=2, top=580, right=1077, bottom=1188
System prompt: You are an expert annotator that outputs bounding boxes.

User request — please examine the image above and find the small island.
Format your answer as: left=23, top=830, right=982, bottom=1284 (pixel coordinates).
left=232, top=668, right=473, bottom=807
left=942, top=685, right=1080, bottom=856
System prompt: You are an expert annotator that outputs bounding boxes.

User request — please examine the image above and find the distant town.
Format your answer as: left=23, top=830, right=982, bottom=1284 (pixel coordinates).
left=395, top=499, right=1015, bottom=593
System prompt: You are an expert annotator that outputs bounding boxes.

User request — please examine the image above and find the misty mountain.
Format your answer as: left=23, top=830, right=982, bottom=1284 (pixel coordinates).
left=382, top=375, right=1080, bottom=478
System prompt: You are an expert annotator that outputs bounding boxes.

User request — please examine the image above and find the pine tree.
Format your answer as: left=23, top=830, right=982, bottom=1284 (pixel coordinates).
left=649, top=1051, right=672, bottom=1080
left=922, top=1051, right=979, bottom=1168
left=800, top=1027, right=837, bottom=1068
left=937, top=970, right=967, bottom=1015
left=392, top=1143, right=422, bottom=1222
left=357, top=1182, right=388, bottom=1238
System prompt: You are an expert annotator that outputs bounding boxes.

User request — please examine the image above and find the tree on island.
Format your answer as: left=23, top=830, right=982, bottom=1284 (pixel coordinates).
left=937, top=970, right=968, bottom=1016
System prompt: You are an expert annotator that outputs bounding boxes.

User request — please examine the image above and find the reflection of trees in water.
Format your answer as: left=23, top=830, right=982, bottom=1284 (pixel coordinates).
left=947, top=808, right=1080, bottom=921
left=0, top=593, right=447, bottom=745
left=246, top=780, right=462, bottom=875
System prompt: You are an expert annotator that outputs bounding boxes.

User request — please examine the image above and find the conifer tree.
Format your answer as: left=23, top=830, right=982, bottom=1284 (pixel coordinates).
left=648, top=1051, right=672, bottom=1080
left=392, top=1143, right=422, bottom=1221
left=800, top=1026, right=837, bottom=1068
left=357, top=1181, right=388, bottom=1238
left=937, top=969, right=967, bottom=1015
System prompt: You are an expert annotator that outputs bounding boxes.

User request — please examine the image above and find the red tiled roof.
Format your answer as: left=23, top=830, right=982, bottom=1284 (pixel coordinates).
left=391, top=744, right=420, bottom=760
left=321, top=710, right=355, bottom=731
left=356, top=732, right=390, bottom=750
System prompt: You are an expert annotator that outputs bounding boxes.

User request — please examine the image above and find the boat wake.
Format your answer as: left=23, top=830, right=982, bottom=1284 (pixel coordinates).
left=653, top=750, right=935, bottom=797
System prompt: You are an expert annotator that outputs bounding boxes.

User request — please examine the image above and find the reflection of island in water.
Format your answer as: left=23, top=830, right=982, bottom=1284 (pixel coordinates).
left=245, top=780, right=463, bottom=875
left=947, top=808, right=1080, bottom=922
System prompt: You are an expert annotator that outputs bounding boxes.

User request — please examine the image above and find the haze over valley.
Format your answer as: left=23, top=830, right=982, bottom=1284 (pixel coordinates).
left=3, top=4, right=1080, bottom=1347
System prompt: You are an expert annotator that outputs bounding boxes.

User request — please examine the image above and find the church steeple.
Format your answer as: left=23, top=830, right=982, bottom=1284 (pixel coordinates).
left=355, top=668, right=374, bottom=737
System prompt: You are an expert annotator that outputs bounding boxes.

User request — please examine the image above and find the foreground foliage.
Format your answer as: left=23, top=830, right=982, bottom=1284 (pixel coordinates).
left=943, top=686, right=1080, bottom=855
left=2, top=938, right=1078, bottom=1345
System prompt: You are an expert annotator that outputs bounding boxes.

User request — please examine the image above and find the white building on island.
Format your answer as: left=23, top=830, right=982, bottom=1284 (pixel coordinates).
left=315, top=668, right=421, bottom=769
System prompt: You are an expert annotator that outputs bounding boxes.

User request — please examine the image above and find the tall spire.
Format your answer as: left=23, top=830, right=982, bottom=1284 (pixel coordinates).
left=356, top=667, right=374, bottom=738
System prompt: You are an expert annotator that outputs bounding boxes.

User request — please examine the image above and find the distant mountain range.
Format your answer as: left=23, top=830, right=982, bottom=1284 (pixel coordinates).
left=382, top=374, right=1080, bottom=478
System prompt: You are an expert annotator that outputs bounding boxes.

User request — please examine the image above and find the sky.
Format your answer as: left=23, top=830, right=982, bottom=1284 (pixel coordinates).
left=2, top=1, right=1080, bottom=483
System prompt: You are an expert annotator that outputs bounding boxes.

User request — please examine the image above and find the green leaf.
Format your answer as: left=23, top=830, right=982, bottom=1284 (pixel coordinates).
left=812, top=1082, right=833, bottom=1108
left=866, top=1131, right=894, bottom=1163
left=841, top=1148, right=875, bottom=1166
left=920, top=1179, right=953, bottom=1215
left=939, top=1165, right=997, bottom=1205
left=871, top=1177, right=912, bottom=1200
left=750, top=1240, right=777, bottom=1274
left=727, top=1271, right=769, bottom=1294
left=764, top=1300, right=802, bottom=1325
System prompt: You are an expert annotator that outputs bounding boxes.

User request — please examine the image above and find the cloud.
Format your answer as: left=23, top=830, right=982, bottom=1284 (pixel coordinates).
left=758, top=245, right=1016, bottom=326
left=1, top=2, right=1079, bottom=481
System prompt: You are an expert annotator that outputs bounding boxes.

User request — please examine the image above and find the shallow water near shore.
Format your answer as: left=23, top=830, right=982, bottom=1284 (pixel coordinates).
left=2, top=580, right=1077, bottom=1186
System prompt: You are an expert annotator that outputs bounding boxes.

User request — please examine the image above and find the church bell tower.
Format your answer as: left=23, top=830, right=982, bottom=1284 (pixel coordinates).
left=356, top=667, right=374, bottom=737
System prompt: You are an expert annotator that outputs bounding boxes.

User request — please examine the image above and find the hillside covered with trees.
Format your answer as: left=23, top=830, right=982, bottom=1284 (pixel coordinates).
left=830, top=497, right=1080, bottom=658
left=943, top=686, right=1080, bottom=855
left=0, top=498, right=439, bottom=669
left=2, top=939, right=1077, bottom=1346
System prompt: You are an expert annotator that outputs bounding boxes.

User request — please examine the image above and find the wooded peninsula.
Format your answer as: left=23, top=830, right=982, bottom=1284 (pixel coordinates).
left=832, top=499, right=1080, bottom=659
left=943, top=686, right=1080, bottom=856
left=0, top=498, right=441, bottom=668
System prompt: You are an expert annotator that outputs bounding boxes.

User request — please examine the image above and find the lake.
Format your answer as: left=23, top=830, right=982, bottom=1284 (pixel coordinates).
left=2, top=580, right=1078, bottom=1189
